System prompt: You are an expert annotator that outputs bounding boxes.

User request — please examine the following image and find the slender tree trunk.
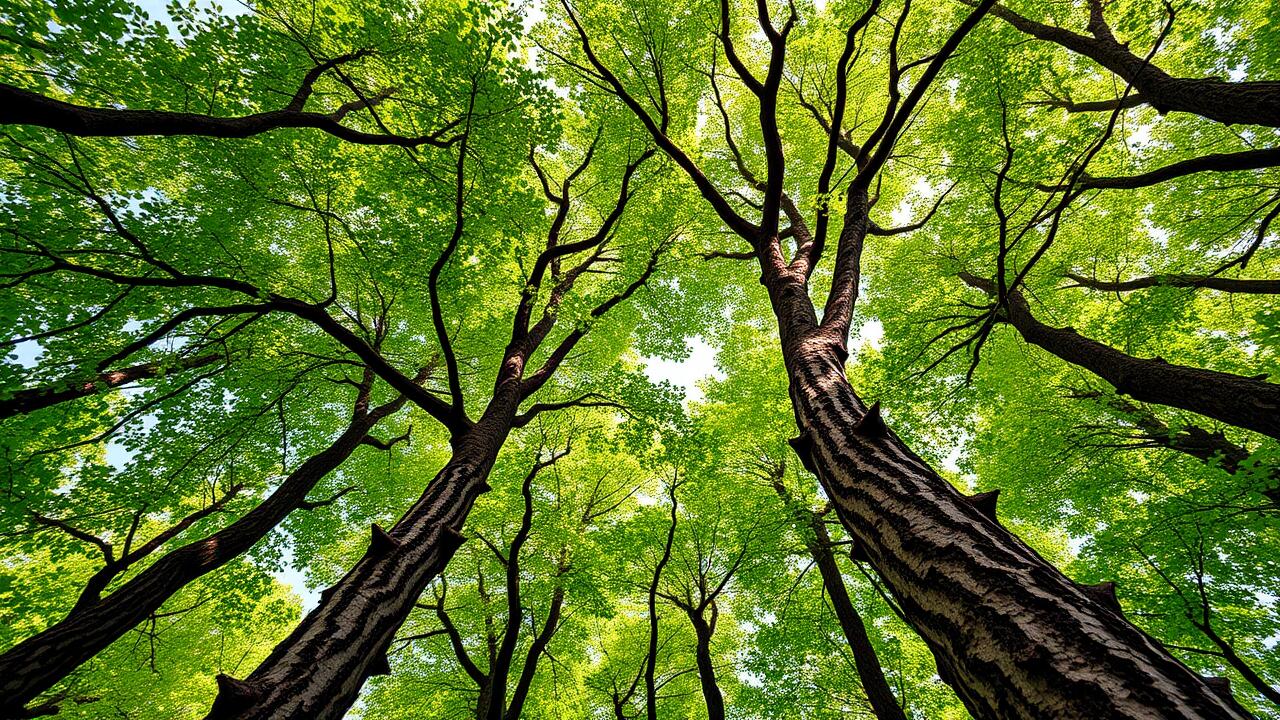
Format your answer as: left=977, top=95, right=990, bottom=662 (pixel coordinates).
left=762, top=263, right=1251, bottom=718
left=205, top=392, right=520, bottom=720
left=687, top=606, right=724, bottom=720
left=963, top=273, right=1280, bottom=441
left=0, top=354, right=220, bottom=420
left=1187, top=620, right=1280, bottom=707
left=772, top=482, right=907, bottom=720
left=0, top=388, right=403, bottom=716
left=504, top=560, right=567, bottom=720
left=485, top=460, right=538, bottom=720
left=645, top=483, right=678, bottom=720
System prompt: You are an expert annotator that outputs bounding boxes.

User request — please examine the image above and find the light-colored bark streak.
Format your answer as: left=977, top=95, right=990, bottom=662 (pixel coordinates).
left=210, top=389, right=519, bottom=719
left=232, top=462, right=488, bottom=718
left=785, top=341, right=1251, bottom=718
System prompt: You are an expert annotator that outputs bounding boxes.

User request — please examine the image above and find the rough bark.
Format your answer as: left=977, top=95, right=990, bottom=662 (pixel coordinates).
left=771, top=481, right=907, bottom=720
left=204, top=391, right=518, bottom=720
left=562, top=0, right=1253, bottom=711
left=0, top=378, right=410, bottom=716
left=0, top=353, right=221, bottom=420
left=962, top=272, right=1280, bottom=441
left=771, top=280, right=1252, bottom=717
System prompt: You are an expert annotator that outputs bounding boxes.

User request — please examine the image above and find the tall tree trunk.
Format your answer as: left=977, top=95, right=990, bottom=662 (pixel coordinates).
left=645, top=482, right=678, bottom=720
left=687, top=606, right=724, bottom=720
left=772, top=482, right=907, bottom=720
left=962, top=272, right=1280, bottom=441
left=0, top=384, right=405, bottom=717
left=504, top=556, right=568, bottom=720
left=204, top=391, right=520, bottom=720
left=764, top=265, right=1251, bottom=719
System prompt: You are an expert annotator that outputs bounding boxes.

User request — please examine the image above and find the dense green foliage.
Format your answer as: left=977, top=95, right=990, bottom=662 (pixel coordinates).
left=0, top=0, right=1276, bottom=717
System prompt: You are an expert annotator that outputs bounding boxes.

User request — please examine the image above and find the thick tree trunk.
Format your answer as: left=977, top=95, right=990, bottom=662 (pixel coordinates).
left=687, top=607, right=725, bottom=720
left=204, top=394, right=519, bottom=720
left=763, top=266, right=1251, bottom=718
left=776, top=486, right=907, bottom=720
left=0, top=354, right=220, bottom=420
left=0, top=393, right=398, bottom=716
left=962, top=272, right=1280, bottom=441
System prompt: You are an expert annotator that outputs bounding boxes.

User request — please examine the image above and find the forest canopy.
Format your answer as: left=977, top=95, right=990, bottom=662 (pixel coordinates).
left=0, top=0, right=1277, bottom=718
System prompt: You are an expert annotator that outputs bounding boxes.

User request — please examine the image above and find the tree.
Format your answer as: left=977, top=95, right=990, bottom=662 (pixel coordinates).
left=3, top=0, right=1279, bottom=718
left=549, top=0, right=1258, bottom=715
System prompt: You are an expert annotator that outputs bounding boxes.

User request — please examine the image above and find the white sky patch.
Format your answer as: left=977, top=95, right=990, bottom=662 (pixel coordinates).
left=856, top=319, right=884, bottom=351
left=272, top=532, right=322, bottom=612
left=642, top=336, right=724, bottom=405
left=8, top=339, right=44, bottom=369
left=1127, top=121, right=1154, bottom=148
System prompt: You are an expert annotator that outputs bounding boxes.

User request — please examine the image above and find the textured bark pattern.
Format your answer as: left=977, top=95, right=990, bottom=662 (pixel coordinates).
left=0, top=401, right=390, bottom=715
left=964, top=273, right=1280, bottom=441
left=206, top=396, right=518, bottom=720
left=760, top=263, right=1250, bottom=718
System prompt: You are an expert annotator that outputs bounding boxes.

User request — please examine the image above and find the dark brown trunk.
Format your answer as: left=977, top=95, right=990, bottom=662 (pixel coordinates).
left=504, top=564, right=567, bottom=720
left=0, top=393, right=399, bottom=716
left=687, top=606, right=724, bottom=720
left=204, top=391, right=520, bottom=720
left=773, top=482, right=907, bottom=720
left=762, top=264, right=1251, bottom=718
left=0, top=354, right=220, bottom=420
left=963, top=273, right=1280, bottom=441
